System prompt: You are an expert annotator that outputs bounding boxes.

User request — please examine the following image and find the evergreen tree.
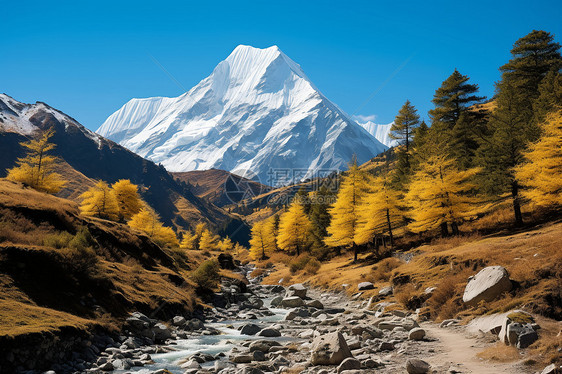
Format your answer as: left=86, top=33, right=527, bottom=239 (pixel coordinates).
left=429, top=69, right=485, bottom=133
left=406, top=153, right=486, bottom=237
left=217, top=237, right=234, bottom=252
left=199, top=229, right=218, bottom=251
left=7, top=128, right=66, bottom=194
left=325, top=161, right=368, bottom=261
left=294, top=186, right=312, bottom=215
left=80, top=180, right=119, bottom=221
left=533, top=71, right=562, bottom=124
left=112, top=179, right=143, bottom=221
left=389, top=100, right=420, bottom=170
left=277, top=202, right=313, bottom=256
left=249, top=219, right=276, bottom=260
left=500, top=30, right=562, bottom=135
left=355, top=173, right=402, bottom=249
left=180, top=230, right=198, bottom=250
left=515, top=110, right=562, bottom=207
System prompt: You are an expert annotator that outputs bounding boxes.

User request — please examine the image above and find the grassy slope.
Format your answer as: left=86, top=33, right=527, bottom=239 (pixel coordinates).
left=0, top=179, right=198, bottom=338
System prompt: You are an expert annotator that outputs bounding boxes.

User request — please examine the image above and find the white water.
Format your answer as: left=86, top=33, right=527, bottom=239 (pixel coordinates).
left=118, top=302, right=288, bottom=373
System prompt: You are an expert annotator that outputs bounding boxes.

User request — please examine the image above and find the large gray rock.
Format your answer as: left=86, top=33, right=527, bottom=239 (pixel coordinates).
left=306, top=299, right=325, bottom=309
left=280, top=296, right=305, bottom=308
left=406, top=358, right=431, bottom=373
left=270, top=295, right=284, bottom=307
left=358, top=282, right=374, bottom=291
left=311, top=331, right=352, bottom=365
left=258, top=327, right=281, bottom=337
left=337, top=357, right=361, bottom=373
left=408, top=327, right=426, bottom=341
left=462, top=266, right=512, bottom=306
left=287, top=283, right=308, bottom=298
left=378, top=286, right=393, bottom=296
left=240, top=323, right=261, bottom=335
left=151, top=323, right=172, bottom=342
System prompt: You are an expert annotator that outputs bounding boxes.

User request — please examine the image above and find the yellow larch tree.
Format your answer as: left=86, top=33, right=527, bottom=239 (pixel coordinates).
left=324, top=161, right=368, bottom=261
left=405, top=154, right=485, bottom=237
left=180, top=230, right=198, bottom=250
left=217, top=237, right=234, bottom=252
left=7, top=128, right=66, bottom=194
left=277, top=202, right=314, bottom=256
left=515, top=110, right=562, bottom=207
left=199, top=229, right=218, bottom=251
left=355, top=173, right=402, bottom=249
left=249, top=218, right=277, bottom=260
left=80, top=180, right=119, bottom=221
left=112, top=179, right=143, bottom=221
left=128, top=207, right=179, bottom=247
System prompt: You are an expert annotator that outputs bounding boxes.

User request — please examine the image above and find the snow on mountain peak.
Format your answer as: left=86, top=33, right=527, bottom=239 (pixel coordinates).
left=97, top=45, right=387, bottom=185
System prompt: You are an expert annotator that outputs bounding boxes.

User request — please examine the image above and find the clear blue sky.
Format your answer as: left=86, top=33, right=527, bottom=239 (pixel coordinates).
left=2, top=0, right=561, bottom=130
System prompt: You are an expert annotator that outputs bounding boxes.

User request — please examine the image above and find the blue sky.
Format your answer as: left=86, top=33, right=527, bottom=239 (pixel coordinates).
left=2, top=0, right=561, bottom=131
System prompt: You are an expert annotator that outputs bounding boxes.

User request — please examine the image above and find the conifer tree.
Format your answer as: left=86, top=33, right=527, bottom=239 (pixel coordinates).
left=249, top=219, right=276, bottom=260
left=199, top=229, right=217, bottom=251
left=277, top=202, right=314, bottom=256
left=112, top=179, right=143, bottom=221
left=355, top=173, right=402, bottom=248
left=429, top=69, right=485, bottom=133
left=309, top=186, right=334, bottom=239
left=7, top=128, right=66, bottom=194
left=533, top=71, right=562, bottom=124
left=128, top=207, right=179, bottom=247
left=180, top=231, right=198, bottom=250
left=218, top=237, right=234, bottom=252
left=389, top=100, right=420, bottom=170
left=406, top=153, right=485, bottom=236
left=515, top=111, right=562, bottom=207
left=80, top=180, right=119, bottom=221
left=325, top=161, right=368, bottom=261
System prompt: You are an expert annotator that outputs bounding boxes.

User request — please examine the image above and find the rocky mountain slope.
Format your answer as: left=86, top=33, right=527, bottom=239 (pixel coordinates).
left=97, top=45, right=388, bottom=185
left=0, top=94, right=250, bottom=243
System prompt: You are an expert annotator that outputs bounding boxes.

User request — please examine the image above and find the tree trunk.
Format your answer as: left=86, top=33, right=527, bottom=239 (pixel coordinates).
left=353, top=242, right=358, bottom=262
left=451, top=222, right=459, bottom=236
left=296, top=244, right=300, bottom=256
left=386, top=208, right=394, bottom=249
left=440, top=222, right=449, bottom=237
left=511, top=181, right=523, bottom=226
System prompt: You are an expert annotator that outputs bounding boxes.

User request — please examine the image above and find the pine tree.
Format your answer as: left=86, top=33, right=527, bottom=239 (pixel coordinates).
left=500, top=30, right=562, bottom=135
left=429, top=69, right=485, bottom=133
left=80, top=180, right=119, bottom=221
left=355, top=173, right=402, bottom=249
left=249, top=219, right=276, bottom=260
left=128, top=207, right=179, bottom=247
left=325, top=161, right=368, bottom=261
left=406, top=153, right=485, bottom=236
left=112, top=179, right=143, bottom=221
left=7, top=128, right=66, bottom=194
left=277, top=202, right=314, bottom=256
left=533, top=71, right=562, bottom=124
left=389, top=100, right=420, bottom=171
left=515, top=110, right=562, bottom=207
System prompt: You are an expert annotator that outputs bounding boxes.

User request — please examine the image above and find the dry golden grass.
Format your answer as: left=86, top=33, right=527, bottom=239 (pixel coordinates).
left=476, top=343, right=521, bottom=362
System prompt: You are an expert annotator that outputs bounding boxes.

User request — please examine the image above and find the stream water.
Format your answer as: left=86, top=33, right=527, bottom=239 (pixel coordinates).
left=116, top=298, right=289, bottom=374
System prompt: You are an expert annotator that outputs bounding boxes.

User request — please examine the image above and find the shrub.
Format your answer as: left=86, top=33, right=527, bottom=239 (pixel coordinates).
left=304, top=258, right=321, bottom=275
left=43, top=231, right=74, bottom=249
left=60, top=246, right=98, bottom=275
left=370, top=257, right=403, bottom=282
left=289, top=255, right=311, bottom=274
left=191, top=259, right=220, bottom=291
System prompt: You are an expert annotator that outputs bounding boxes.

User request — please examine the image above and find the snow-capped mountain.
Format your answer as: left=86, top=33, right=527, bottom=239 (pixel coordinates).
left=97, top=45, right=387, bottom=185
left=354, top=119, right=396, bottom=148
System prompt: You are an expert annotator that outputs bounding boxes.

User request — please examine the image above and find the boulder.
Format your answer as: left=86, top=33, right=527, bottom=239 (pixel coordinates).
left=258, top=327, right=281, bottom=337
left=230, top=354, right=252, bottom=363
left=358, top=282, right=375, bottom=291
left=281, top=296, right=305, bottom=308
left=249, top=340, right=281, bottom=352
left=270, top=296, right=284, bottom=307
left=406, top=358, right=431, bottom=374
left=240, top=323, right=262, bottom=336
left=379, top=286, right=393, bottom=296
left=337, top=357, right=362, bottom=373
left=151, top=323, right=172, bottom=342
left=462, top=266, right=512, bottom=306
left=311, top=331, right=352, bottom=365
left=306, top=300, right=325, bottom=309
left=172, top=315, right=187, bottom=326
left=408, top=328, right=426, bottom=341
left=287, top=283, right=308, bottom=298
left=218, top=253, right=236, bottom=269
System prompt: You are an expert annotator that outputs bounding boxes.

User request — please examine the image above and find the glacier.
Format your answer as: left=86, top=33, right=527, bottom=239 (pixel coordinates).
left=97, top=45, right=388, bottom=186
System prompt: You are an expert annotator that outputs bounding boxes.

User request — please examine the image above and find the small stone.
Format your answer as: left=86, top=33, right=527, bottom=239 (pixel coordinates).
left=408, top=328, right=426, bottom=341
left=337, top=357, right=362, bottom=373
left=406, top=358, right=431, bottom=374
left=358, top=282, right=375, bottom=291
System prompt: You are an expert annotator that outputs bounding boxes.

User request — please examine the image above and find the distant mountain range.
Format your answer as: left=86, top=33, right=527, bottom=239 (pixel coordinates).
left=0, top=94, right=250, bottom=244
left=98, top=45, right=389, bottom=186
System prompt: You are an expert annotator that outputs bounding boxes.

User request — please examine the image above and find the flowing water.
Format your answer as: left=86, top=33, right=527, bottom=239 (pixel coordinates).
left=117, top=299, right=288, bottom=373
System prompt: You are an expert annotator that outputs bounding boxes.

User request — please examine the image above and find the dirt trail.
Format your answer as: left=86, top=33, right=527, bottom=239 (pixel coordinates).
left=422, top=323, right=528, bottom=373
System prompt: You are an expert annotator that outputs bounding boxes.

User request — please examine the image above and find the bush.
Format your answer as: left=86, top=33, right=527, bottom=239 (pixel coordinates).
left=289, top=255, right=311, bottom=274
left=370, top=257, right=403, bottom=282
left=191, top=259, right=220, bottom=291
left=60, top=246, right=98, bottom=275
left=304, top=258, right=321, bottom=275
left=43, top=231, right=74, bottom=248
